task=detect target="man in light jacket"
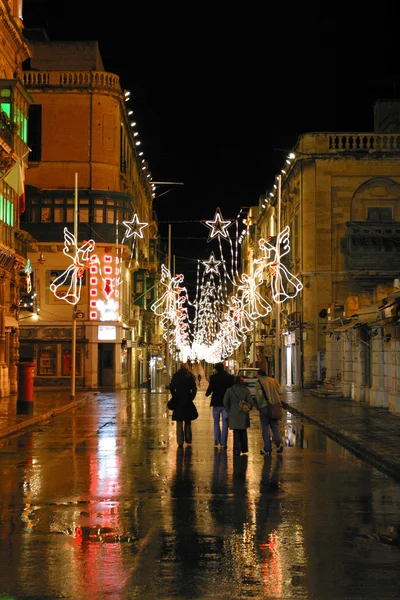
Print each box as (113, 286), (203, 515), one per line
(254, 369), (284, 456)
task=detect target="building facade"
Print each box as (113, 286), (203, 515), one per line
(19, 34), (162, 391)
(0, 0), (32, 397)
(245, 100), (400, 413)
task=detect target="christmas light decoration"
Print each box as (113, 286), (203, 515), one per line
(24, 258), (32, 294)
(202, 207), (232, 241)
(50, 228), (95, 305)
(237, 272), (272, 320)
(122, 213), (148, 239)
(202, 252), (221, 275)
(97, 298), (119, 321)
(88, 252), (120, 321)
(151, 215), (303, 364)
(257, 226), (303, 303)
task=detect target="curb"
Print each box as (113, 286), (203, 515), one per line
(282, 400), (400, 484)
(0, 393), (98, 441)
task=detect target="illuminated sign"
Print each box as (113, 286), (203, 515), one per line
(98, 325), (117, 341)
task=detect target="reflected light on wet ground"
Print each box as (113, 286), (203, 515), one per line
(0, 390), (399, 599)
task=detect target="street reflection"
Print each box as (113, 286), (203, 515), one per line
(169, 445), (202, 597)
(256, 455), (283, 596)
(70, 423), (125, 599)
(284, 412), (306, 448)
(2, 390), (400, 599)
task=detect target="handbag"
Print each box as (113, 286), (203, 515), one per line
(259, 382), (283, 420)
(268, 402), (283, 420)
(232, 387), (252, 412)
(167, 396), (179, 410)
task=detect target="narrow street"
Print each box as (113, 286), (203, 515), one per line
(0, 389), (400, 600)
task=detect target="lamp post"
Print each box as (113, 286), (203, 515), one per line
(165, 223), (172, 386)
(70, 172), (78, 400)
(152, 181), (183, 388)
(274, 174), (282, 381)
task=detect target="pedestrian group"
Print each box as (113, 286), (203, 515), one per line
(167, 362), (284, 456)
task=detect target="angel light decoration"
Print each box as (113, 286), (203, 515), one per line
(50, 227), (95, 305)
(256, 225), (303, 304)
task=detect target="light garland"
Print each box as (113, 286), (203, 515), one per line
(151, 217), (303, 363)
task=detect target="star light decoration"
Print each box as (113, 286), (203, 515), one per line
(151, 217), (303, 363)
(122, 213), (148, 240)
(202, 208), (232, 241)
(202, 252), (221, 275)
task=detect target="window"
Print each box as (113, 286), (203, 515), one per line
(367, 207), (393, 221)
(62, 345), (82, 376)
(79, 201), (89, 222)
(41, 207), (51, 222)
(38, 346), (57, 376)
(0, 82), (29, 144)
(28, 105), (42, 161)
(0, 187), (14, 226)
(54, 207), (64, 222)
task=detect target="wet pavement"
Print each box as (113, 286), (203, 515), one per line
(1, 386), (400, 485)
(0, 389), (95, 439)
(0, 387), (400, 598)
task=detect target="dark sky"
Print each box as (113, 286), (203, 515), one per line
(22, 1), (400, 293)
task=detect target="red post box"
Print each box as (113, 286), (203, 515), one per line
(17, 362), (35, 414)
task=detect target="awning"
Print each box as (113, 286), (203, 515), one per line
(332, 321), (356, 332)
(378, 291), (400, 311)
(351, 307), (381, 327)
(5, 316), (19, 328)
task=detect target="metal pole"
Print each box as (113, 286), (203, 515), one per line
(165, 224), (171, 386)
(70, 172), (78, 399)
(251, 326), (256, 367)
(251, 217), (257, 368)
(275, 174), (282, 381)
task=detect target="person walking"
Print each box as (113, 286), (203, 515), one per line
(169, 363), (198, 447)
(223, 375), (254, 455)
(205, 362), (234, 448)
(255, 368), (284, 456)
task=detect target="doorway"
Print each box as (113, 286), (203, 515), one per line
(98, 343), (115, 387)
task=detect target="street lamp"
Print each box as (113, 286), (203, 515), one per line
(275, 174), (282, 381)
(152, 181), (184, 385)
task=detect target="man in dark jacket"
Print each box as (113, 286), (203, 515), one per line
(206, 362), (234, 448)
(169, 363), (198, 447)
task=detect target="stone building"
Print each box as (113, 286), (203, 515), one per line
(249, 100), (400, 412)
(18, 32), (162, 391)
(0, 0), (32, 397)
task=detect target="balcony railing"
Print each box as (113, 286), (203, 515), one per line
(296, 132), (400, 155)
(23, 70), (121, 93)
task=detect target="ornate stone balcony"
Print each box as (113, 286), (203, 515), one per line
(296, 132), (400, 154)
(344, 222), (400, 274)
(23, 70), (121, 94)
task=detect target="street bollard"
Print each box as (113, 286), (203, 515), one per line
(17, 362), (35, 415)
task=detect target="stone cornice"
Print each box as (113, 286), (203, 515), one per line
(0, 4), (32, 65)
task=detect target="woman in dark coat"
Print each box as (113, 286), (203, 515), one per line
(169, 364), (198, 447)
(223, 375), (254, 455)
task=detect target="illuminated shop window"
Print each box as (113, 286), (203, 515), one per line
(62, 345), (82, 376)
(38, 346), (56, 376)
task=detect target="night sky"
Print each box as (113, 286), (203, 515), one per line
(22, 1), (400, 294)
